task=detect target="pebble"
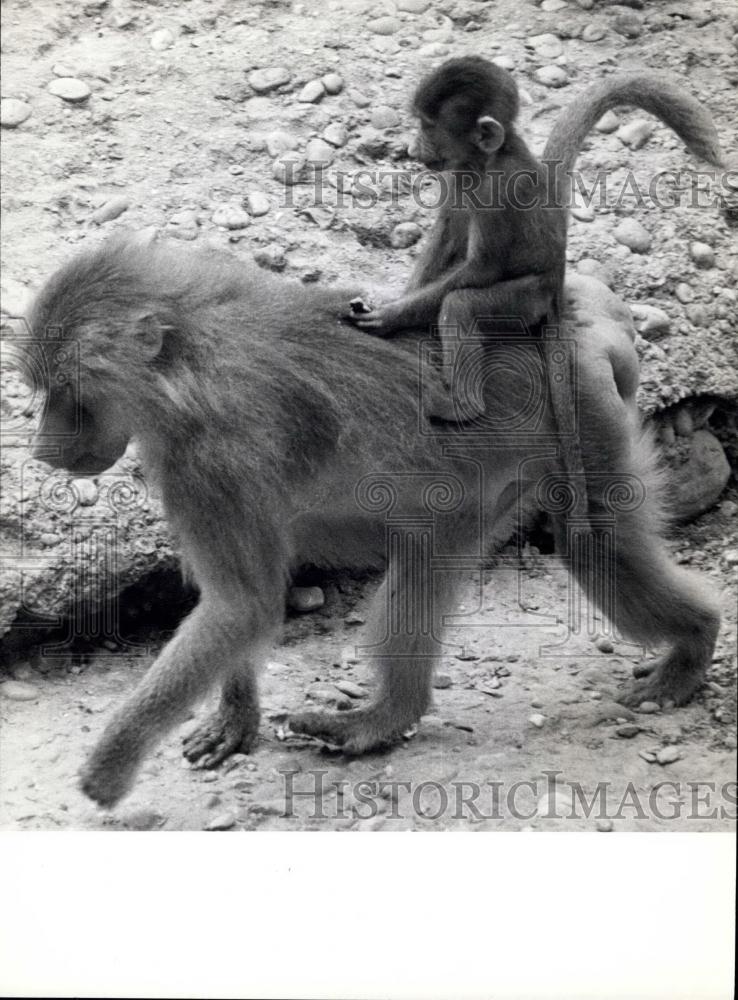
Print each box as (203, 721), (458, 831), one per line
(390, 222), (423, 249)
(1, 98), (32, 128)
(288, 586), (325, 612)
(73, 478), (98, 505)
(321, 73), (344, 95)
(596, 818), (614, 832)
(724, 548), (738, 565)
(335, 680), (366, 699)
(575, 259), (613, 285)
(246, 191), (270, 217)
(595, 110), (619, 133)
(90, 196), (130, 225)
(527, 34), (564, 59)
(529, 713), (546, 728)
(298, 80), (325, 104)
(122, 808), (163, 830)
(212, 205), (251, 230)
(570, 205), (595, 222)
(535, 66), (569, 89)
(541, 0), (568, 10)
(595, 636), (614, 653)
(397, 0), (430, 11)
(344, 611), (365, 625)
(616, 724), (641, 738)
(48, 78), (91, 104)
(675, 282), (694, 304)
(349, 90), (372, 108)
(684, 304), (709, 327)
(150, 28), (175, 51)
(433, 673), (453, 689)
(322, 122), (348, 147)
(613, 218), (651, 253)
(638, 750), (656, 763)
(205, 811), (236, 831)
(582, 23), (606, 42)
(613, 12), (643, 38)
(630, 303), (671, 339)
(304, 138), (334, 169)
(266, 130), (299, 158)
(656, 746), (681, 765)
(0, 680), (39, 701)
(249, 799), (286, 817)
(638, 701), (659, 714)
(617, 119), (654, 150)
(368, 16), (401, 35)
(248, 67), (291, 94)
(273, 151), (306, 185)
(689, 242), (715, 268)
(371, 106), (400, 129)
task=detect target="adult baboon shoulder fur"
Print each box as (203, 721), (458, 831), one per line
(28, 234), (720, 807)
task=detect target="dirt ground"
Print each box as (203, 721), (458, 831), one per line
(1, 0), (737, 832)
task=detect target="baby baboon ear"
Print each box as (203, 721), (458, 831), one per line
(135, 313), (169, 359)
(475, 115), (505, 155)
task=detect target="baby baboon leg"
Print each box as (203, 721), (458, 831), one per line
(183, 668), (260, 768)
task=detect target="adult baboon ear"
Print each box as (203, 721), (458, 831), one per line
(135, 314), (168, 359)
(475, 115), (505, 154)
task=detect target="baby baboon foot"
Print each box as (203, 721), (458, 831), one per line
(183, 708), (259, 768)
(289, 707), (407, 754)
(621, 655), (705, 709)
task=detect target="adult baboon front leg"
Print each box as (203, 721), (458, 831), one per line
(290, 525), (463, 753)
(80, 601), (267, 808)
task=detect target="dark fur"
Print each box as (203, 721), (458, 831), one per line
(29, 237), (719, 807)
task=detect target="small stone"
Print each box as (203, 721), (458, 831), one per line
(298, 80), (325, 104)
(527, 33), (564, 59)
(335, 680), (366, 699)
(266, 130), (299, 158)
(249, 799), (286, 817)
(0, 680), (39, 701)
(397, 0), (430, 10)
(534, 66), (569, 89)
(541, 0), (567, 10)
(529, 713), (546, 728)
(684, 304), (709, 327)
(595, 110), (619, 133)
(390, 222), (422, 249)
(596, 818), (614, 832)
(582, 23), (606, 42)
(616, 724), (641, 738)
(368, 16), (401, 35)
(724, 549), (738, 565)
(304, 138), (334, 168)
(248, 66), (291, 94)
(1, 98), (32, 128)
(631, 304), (671, 339)
(689, 241), (715, 268)
(205, 811), (236, 830)
(349, 90), (372, 108)
(433, 673), (453, 689)
(344, 611), (365, 625)
(322, 122), (348, 147)
(570, 205), (595, 222)
(48, 78), (91, 104)
(150, 28), (175, 51)
(595, 636), (614, 653)
(613, 12), (643, 38)
(531, 699), (544, 708)
(613, 218), (651, 253)
(212, 205), (251, 230)
(246, 191), (270, 217)
(288, 586), (325, 612)
(675, 282), (694, 304)
(272, 151), (306, 185)
(617, 119), (654, 150)
(638, 701), (659, 714)
(321, 73), (344, 95)
(638, 750), (656, 763)
(656, 746), (681, 765)
(73, 479), (98, 505)
(371, 106), (400, 129)
(90, 196), (130, 225)
(575, 259), (613, 286)
(122, 808), (163, 830)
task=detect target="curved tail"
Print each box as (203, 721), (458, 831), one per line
(543, 72), (724, 181)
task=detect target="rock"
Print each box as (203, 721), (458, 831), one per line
(617, 119), (654, 150)
(249, 799), (286, 817)
(335, 680), (366, 699)
(368, 16), (401, 35)
(72, 479), (99, 506)
(616, 724), (641, 738)
(321, 73), (344, 95)
(1, 98), (32, 128)
(344, 611), (365, 625)
(398, 0), (430, 11)
(630, 303), (671, 339)
(90, 196), (130, 225)
(288, 586), (325, 612)
(349, 89), (372, 108)
(570, 205), (595, 222)
(212, 205), (251, 230)
(150, 28), (175, 51)
(371, 106), (400, 129)
(596, 818), (614, 832)
(613, 12), (643, 38)
(48, 78), (91, 104)
(205, 811), (236, 830)
(265, 130), (299, 158)
(684, 303), (709, 327)
(669, 430), (730, 521)
(322, 122), (348, 147)
(675, 282), (694, 304)
(575, 259), (613, 286)
(122, 808), (164, 830)
(390, 222), (422, 248)
(638, 750), (656, 763)
(582, 23), (606, 42)
(527, 33), (564, 59)
(613, 218), (651, 253)
(529, 713), (546, 728)
(534, 66), (569, 89)
(272, 151), (306, 185)
(433, 673), (453, 689)
(298, 80), (325, 104)
(541, 0), (568, 10)
(595, 110), (619, 133)
(595, 637), (614, 653)
(248, 67), (291, 94)
(656, 746), (680, 765)
(0, 680), (39, 701)
(304, 138), (334, 168)
(638, 701), (659, 714)
(689, 242), (715, 268)
(246, 191), (270, 216)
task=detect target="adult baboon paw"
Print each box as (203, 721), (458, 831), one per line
(620, 656), (704, 709)
(289, 708), (402, 755)
(183, 710), (258, 768)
